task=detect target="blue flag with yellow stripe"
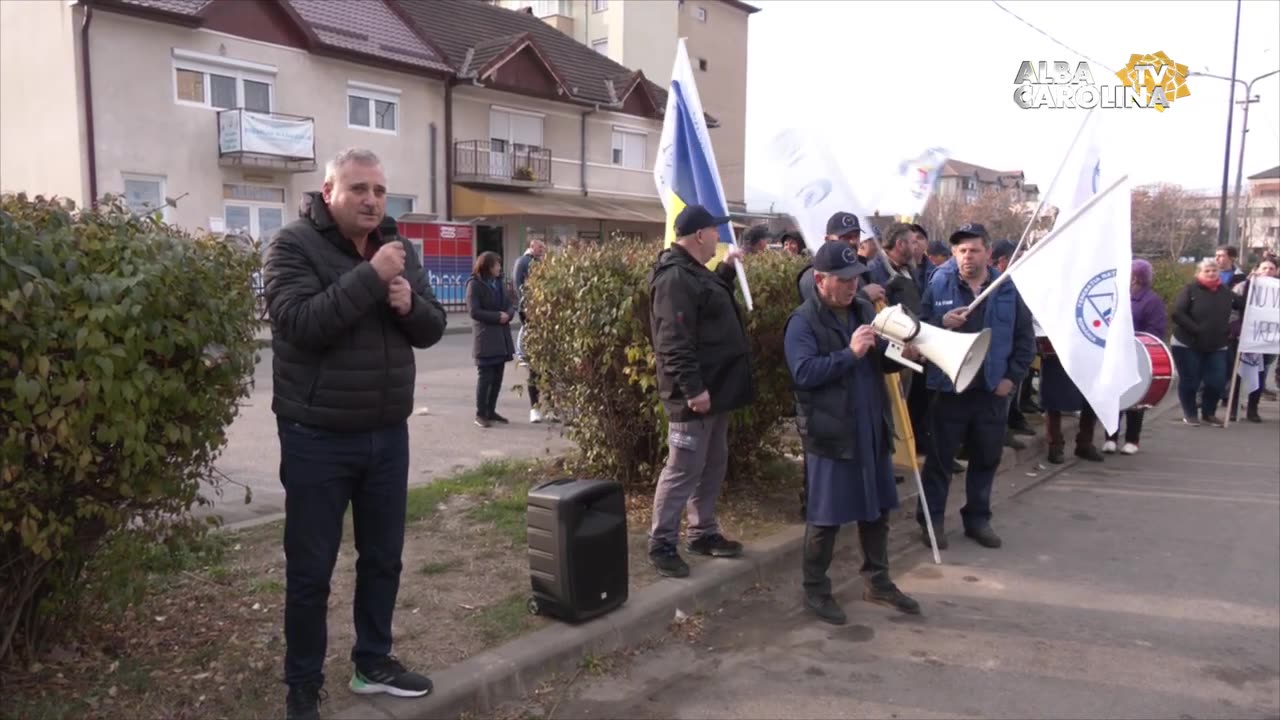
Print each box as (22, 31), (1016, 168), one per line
(653, 38), (737, 271)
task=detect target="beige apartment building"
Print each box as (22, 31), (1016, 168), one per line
(1, 0), (702, 302)
(934, 158), (1040, 205)
(490, 0), (758, 210)
(0, 0), (452, 249)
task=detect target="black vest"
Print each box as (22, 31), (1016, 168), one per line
(789, 296), (895, 461)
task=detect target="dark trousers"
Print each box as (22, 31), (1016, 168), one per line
(1007, 386), (1028, 429)
(1171, 346), (1228, 420)
(476, 363), (505, 418)
(278, 418), (409, 688)
(1105, 409), (1146, 444)
(803, 514), (891, 598)
(906, 366), (931, 453)
(1229, 355), (1269, 418)
(527, 367), (541, 407)
(1047, 404), (1097, 450)
(917, 391), (1006, 533)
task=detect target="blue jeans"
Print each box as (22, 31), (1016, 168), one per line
(1171, 346), (1228, 420)
(278, 418), (409, 687)
(917, 390), (1008, 533)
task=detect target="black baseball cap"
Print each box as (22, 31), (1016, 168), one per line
(674, 204), (730, 237)
(927, 239), (950, 257)
(991, 239), (1017, 261)
(949, 222), (989, 244)
(813, 241), (868, 279)
(826, 211), (862, 237)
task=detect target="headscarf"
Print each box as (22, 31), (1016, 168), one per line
(1131, 258), (1153, 289)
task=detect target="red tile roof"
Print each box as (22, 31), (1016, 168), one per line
(99, 0), (451, 74)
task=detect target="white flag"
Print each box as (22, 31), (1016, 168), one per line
(765, 128), (868, 255)
(1008, 126), (1140, 436)
(1044, 110), (1102, 220)
(1238, 353), (1262, 396)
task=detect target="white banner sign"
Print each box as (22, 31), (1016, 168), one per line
(1239, 276), (1280, 354)
(219, 111), (314, 160)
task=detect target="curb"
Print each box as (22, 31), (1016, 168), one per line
(332, 419), (1071, 720)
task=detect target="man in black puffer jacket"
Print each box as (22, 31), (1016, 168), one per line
(646, 205), (755, 579)
(264, 148), (446, 720)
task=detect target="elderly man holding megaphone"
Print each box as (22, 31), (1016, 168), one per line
(783, 240), (925, 626)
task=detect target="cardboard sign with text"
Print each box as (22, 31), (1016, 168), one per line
(1239, 276), (1280, 354)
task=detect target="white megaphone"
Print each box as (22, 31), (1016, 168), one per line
(871, 305), (992, 394)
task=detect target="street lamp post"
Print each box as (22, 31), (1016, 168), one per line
(1228, 69), (1280, 257)
(1219, 0), (1243, 246)
(1193, 69), (1280, 258)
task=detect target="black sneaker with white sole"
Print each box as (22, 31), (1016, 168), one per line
(349, 656), (433, 698)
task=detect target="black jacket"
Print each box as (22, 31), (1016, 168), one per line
(788, 295), (900, 461)
(264, 192), (447, 432)
(1172, 280), (1244, 352)
(648, 245), (756, 422)
(466, 274), (516, 361)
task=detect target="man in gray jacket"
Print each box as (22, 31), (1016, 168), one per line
(265, 148), (447, 720)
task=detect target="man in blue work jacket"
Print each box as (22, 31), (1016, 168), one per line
(917, 223), (1035, 550)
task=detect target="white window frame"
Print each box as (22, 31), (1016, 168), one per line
(121, 173), (169, 220)
(696, 5), (707, 21)
(592, 0), (608, 12)
(222, 187), (286, 244)
(610, 127), (648, 171)
(172, 49), (275, 112)
(489, 105), (546, 149)
(385, 194), (417, 219)
(347, 81), (401, 136)
(591, 38), (609, 55)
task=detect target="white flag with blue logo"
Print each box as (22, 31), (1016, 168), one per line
(764, 128), (868, 255)
(1238, 353), (1262, 396)
(1007, 114), (1140, 435)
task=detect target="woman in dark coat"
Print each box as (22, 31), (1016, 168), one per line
(1170, 258), (1244, 427)
(1104, 258), (1168, 454)
(1039, 345), (1101, 465)
(466, 251), (516, 428)
(1227, 257), (1278, 423)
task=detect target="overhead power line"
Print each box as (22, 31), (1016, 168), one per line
(990, 0), (1118, 75)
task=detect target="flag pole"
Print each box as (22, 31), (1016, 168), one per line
(1224, 347), (1243, 429)
(966, 173), (1129, 312)
(1011, 108), (1098, 259)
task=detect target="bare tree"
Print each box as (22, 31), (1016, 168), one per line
(1130, 183), (1212, 260)
(918, 188), (1051, 244)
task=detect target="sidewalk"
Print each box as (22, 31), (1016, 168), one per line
(333, 406), (1098, 720)
(253, 311), (506, 346)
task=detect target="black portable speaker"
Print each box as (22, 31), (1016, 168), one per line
(525, 478), (628, 623)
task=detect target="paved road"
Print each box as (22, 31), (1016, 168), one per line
(202, 330), (570, 527)
(553, 404), (1280, 719)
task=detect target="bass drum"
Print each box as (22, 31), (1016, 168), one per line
(1119, 332), (1176, 410)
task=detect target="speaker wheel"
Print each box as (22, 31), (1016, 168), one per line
(526, 597), (540, 616)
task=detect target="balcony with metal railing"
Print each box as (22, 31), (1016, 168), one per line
(217, 108), (317, 173)
(453, 140), (552, 188)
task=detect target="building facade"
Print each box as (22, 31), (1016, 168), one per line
(1, 0), (699, 303)
(489, 0), (757, 209)
(935, 158), (1040, 205)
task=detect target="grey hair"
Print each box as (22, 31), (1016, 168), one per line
(324, 148), (382, 183)
(1198, 258), (1218, 272)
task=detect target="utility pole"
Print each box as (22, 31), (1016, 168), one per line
(1228, 93), (1259, 256)
(1218, 0), (1243, 245)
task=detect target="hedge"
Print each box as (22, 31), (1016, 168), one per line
(520, 240), (808, 489)
(0, 194), (259, 664)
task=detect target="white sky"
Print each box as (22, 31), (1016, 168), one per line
(741, 0), (1280, 211)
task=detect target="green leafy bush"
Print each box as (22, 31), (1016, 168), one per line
(1150, 258), (1194, 337)
(521, 239), (806, 489)
(0, 194), (259, 664)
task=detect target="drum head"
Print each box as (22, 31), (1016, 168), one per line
(1118, 335), (1155, 409)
